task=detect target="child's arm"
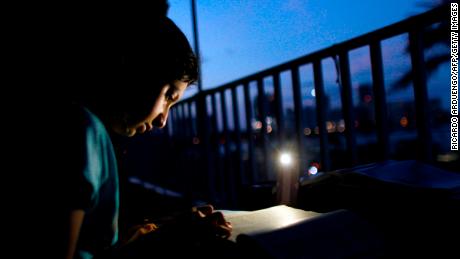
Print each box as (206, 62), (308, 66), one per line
(65, 210), (85, 259)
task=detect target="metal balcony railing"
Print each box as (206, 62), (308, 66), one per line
(165, 5), (450, 208)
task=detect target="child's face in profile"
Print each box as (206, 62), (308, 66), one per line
(112, 80), (188, 137)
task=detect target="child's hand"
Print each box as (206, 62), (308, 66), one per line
(191, 204), (233, 239)
(121, 222), (159, 245)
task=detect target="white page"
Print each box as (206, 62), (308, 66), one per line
(221, 205), (321, 242)
(224, 208), (385, 258)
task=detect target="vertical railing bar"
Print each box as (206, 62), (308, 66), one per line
(182, 102), (191, 138)
(186, 100), (198, 200)
(211, 93), (224, 204)
(184, 101), (195, 199)
(188, 101), (195, 137)
(409, 29), (432, 162)
(257, 77), (270, 180)
(211, 94), (220, 136)
(338, 51), (357, 166)
(166, 110), (173, 137)
(370, 41), (390, 161)
(313, 59), (331, 171)
(174, 105), (180, 138)
(179, 103), (190, 196)
(291, 66), (305, 171)
(181, 102), (189, 140)
(273, 72), (285, 142)
(231, 86), (243, 207)
(176, 104), (183, 139)
(220, 90), (229, 150)
(197, 94), (216, 201)
(220, 89), (236, 207)
(187, 101), (193, 138)
(181, 103), (187, 139)
(182, 102), (188, 137)
(171, 107), (178, 138)
(243, 82), (256, 185)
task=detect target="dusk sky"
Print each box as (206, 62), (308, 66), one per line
(161, 0), (454, 169)
(164, 0), (449, 117)
(168, 1), (440, 80)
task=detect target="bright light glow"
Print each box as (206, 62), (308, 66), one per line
(279, 153), (293, 166)
(311, 89), (316, 97)
(308, 166), (318, 175)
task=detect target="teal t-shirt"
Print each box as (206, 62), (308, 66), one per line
(72, 106), (119, 259)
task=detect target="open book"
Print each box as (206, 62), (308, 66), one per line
(222, 205), (321, 242)
(221, 205), (385, 258)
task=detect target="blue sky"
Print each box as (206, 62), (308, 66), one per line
(168, 0), (443, 91)
(164, 0), (453, 159)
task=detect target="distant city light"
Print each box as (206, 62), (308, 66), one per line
(326, 121), (336, 133)
(314, 126), (319, 135)
(192, 137), (200, 145)
(364, 94), (373, 103)
(437, 153), (459, 162)
(400, 116), (408, 127)
(267, 125), (273, 133)
(266, 117), (273, 125)
(337, 119), (346, 132)
(279, 152), (293, 167)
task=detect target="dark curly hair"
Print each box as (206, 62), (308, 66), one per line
(69, 1), (198, 121)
